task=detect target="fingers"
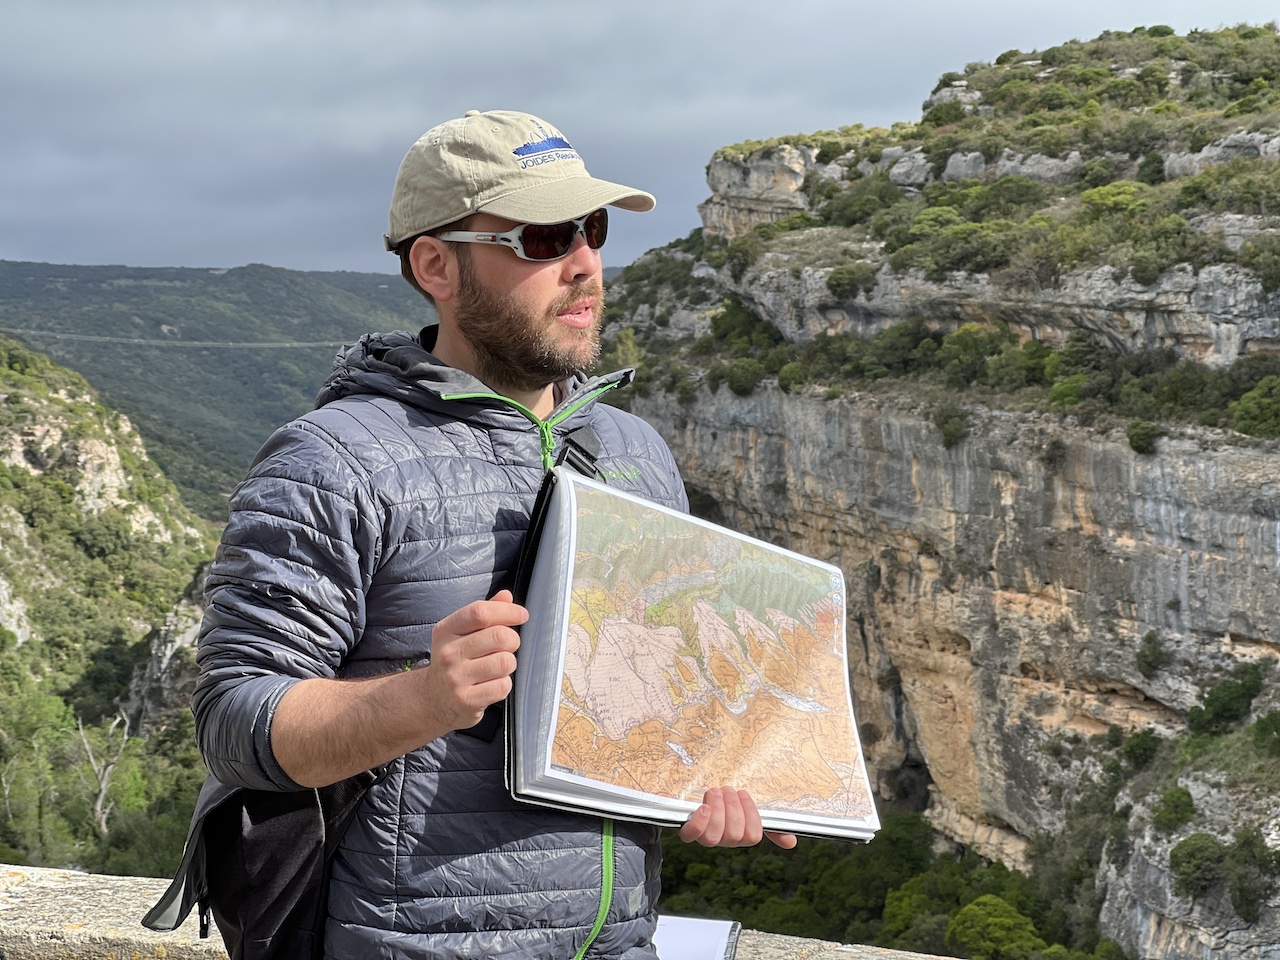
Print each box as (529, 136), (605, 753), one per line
(436, 589), (528, 638)
(766, 831), (799, 849)
(679, 787), (780, 848)
(425, 590), (529, 731)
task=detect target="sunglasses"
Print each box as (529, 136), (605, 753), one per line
(436, 208), (608, 262)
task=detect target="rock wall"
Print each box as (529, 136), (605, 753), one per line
(724, 258), (1280, 367)
(631, 384), (1280, 959)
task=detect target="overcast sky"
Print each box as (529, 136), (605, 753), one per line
(2, 1), (1277, 275)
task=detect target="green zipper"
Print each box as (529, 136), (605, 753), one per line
(440, 382), (620, 470)
(442, 382), (622, 957)
(572, 820), (615, 960)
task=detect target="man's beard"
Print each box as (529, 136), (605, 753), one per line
(453, 254), (605, 396)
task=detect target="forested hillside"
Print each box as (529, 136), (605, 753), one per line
(0, 335), (213, 875)
(0, 261), (429, 519)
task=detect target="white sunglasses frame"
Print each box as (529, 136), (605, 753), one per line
(435, 209), (608, 261)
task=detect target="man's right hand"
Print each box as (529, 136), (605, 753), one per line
(272, 588), (527, 788)
(422, 589), (527, 732)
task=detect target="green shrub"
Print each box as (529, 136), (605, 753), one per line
(1123, 728), (1160, 770)
(985, 340), (1053, 391)
(915, 220), (1022, 279)
(1153, 787), (1195, 833)
(1227, 827), (1280, 923)
(823, 173), (903, 227)
(931, 401), (970, 449)
(1252, 710), (1280, 756)
(777, 362), (806, 394)
(923, 101), (968, 126)
(706, 361), (727, 393)
(1080, 181), (1156, 219)
(1049, 373), (1090, 409)
(1170, 833), (1227, 897)
(1187, 664), (1263, 736)
(1232, 375), (1280, 436)
(827, 261), (879, 300)
(725, 233), (764, 280)
(726, 358), (765, 396)
(1241, 234), (1280, 293)
(1136, 630), (1173, 678)
(1126, 419), (1165, 454)
(1129, 250), (1161, 286)
(938, 323), (1015, 388)
(1080, 156), (1118, 187)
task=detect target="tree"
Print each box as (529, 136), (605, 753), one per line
(826, 262), (878, 301)
(1126, 419), (1165, 454)
(937, 324), (1014, 388)
(1152, 787), (1195, 833)
(726, 359), (764, 396)
(1226, 827), (1280, 923)
(75, 709), (131, 840)
(945, 894), (1047, 960)
(1170, 833), (1227, 897)
(1252, 710), (1280, 756)
(1231, 375), (1280, 437)
(601, 327), (644, 373)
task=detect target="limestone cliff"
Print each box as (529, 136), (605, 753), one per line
(630, 383), (1280, 958)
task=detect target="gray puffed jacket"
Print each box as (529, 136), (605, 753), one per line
(192, 328), (689, 960)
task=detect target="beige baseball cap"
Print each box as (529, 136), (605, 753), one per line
(384, 109), (656, 251)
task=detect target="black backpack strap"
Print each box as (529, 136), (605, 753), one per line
(554, 424), (602, 478)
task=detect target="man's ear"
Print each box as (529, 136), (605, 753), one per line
(409, 236), (457, 303)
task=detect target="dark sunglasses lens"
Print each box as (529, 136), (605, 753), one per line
(520, 221), (577, 260)
(584, 209), (608, 250)
(519, 210), (609, 260)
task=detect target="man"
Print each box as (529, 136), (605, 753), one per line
(192, 109), (793, 960)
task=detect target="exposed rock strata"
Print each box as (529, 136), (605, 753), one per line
(631, 384), (1280, 957)
(721, 258), (1280, 366)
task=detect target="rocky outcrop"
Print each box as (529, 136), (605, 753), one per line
(0, 370), (209, 655)
(632, 383), (1280, 958)
(721, 258), (1280, 366)
(692, 132), (1280, 365)
(699, 144), (816, 241)
(122, 569), (206, 736)
(1164, 133), (1280, 179)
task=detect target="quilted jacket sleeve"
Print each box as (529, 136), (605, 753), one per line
(192, 418), (381, 791)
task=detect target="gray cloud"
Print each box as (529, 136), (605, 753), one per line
(2, 0), (1277, 273)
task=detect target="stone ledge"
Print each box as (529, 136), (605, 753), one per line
(0, 863), (943, 959)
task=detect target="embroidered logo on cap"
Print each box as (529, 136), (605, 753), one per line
(513, 119), (581, 169)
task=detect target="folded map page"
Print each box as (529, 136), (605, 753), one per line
(509, 467), (879, 841)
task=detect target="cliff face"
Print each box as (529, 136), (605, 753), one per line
(728, 257), (1280, 367)
(630, 384), (1280, 957)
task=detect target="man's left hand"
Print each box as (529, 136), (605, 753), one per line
(677, 786), (798, 849)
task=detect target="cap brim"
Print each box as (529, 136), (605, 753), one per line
(479, 175), (655, 224)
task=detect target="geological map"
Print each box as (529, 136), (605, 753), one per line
(548, 484), (875, 823)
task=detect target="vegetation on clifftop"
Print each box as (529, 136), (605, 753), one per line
(702, 23), (1280, 294)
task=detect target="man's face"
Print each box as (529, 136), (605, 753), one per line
(450, 212), (606, 396)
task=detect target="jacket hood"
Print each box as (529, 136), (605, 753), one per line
(315, 327), (631, 421)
